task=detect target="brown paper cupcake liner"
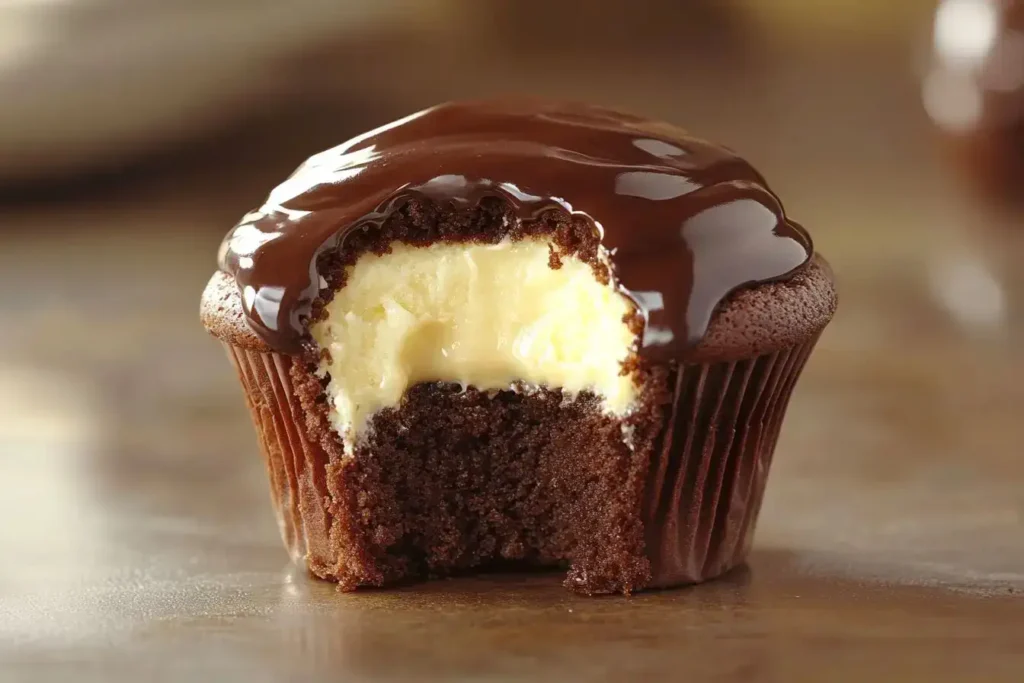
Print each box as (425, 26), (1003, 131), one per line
(227, 347), (335, 573)
(642, 335), (820, 587)
(226, 335), (819, 591)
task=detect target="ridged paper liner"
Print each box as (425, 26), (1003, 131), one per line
(227, 347), (335, 573)
(642, 335), (820, 587)
(225, 336), (819, 590)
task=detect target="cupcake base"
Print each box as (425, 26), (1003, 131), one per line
(226, 337), (818, 594)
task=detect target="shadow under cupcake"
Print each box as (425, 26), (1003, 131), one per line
(201, 99), (836, 595)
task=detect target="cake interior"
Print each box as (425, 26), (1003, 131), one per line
(309, 237), (638, 449)
(293, 210), (666, 593)
(303, 379), (665, 594)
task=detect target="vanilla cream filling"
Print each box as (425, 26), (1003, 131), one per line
(310, 238), (639, 445)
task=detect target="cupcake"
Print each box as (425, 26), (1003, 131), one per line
(201, 99), (836, 595)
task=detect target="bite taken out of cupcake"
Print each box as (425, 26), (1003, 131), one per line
(201, 98), (836, 595)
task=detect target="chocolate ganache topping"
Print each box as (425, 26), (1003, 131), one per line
(219, 99), (812, 360)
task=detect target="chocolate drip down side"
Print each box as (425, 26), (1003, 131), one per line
(218, 100), (813, 361)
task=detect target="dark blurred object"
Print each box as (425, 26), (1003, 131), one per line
(924, 0), (1024, 208)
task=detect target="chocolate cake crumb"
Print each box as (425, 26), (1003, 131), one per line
(290, 373), (671, 595)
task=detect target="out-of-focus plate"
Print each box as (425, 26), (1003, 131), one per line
(0, 0), (429, 181)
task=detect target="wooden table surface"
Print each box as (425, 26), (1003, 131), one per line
(1, 17), (1023, 681)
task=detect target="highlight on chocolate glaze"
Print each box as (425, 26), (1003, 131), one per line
(218, 99), (813, 360)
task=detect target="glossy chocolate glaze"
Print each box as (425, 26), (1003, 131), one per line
(219, 99), (812, 359)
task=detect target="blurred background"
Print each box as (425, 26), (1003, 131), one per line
(1, 0), (1023, 678)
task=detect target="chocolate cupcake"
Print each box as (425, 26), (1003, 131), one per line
(201, 99), (836, 595)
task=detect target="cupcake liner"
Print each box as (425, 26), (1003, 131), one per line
(224, 334), (819, 591)
(226, 346), (334, 572)
(642, 335), (821, 587)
